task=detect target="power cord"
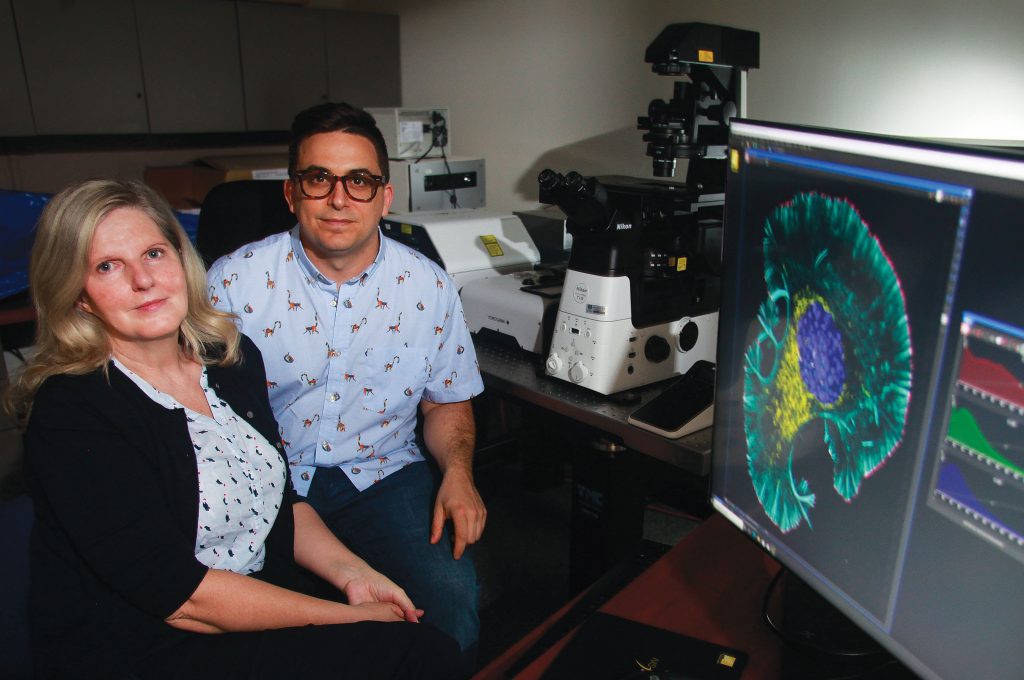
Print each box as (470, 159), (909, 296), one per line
(761, 569), (904, 680)
(412, 111), (459, 209)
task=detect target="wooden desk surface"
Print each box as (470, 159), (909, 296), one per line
(474, 514), (782, 680)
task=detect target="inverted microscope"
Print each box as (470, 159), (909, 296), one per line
(542, 23), (759, 397)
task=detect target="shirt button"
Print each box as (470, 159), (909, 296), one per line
(330, 298), (338, 307)
(321, 441), (332, 451)
(246, 410), (254, 418)
(301, 472), (310, 481)
(329, 392), (341, 402)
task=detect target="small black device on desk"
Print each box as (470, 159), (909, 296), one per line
(539, 612), (746, 680)
(627, 361), (715, 438)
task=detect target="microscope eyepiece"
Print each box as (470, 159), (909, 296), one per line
(537, 169), (563, 192)
(563, 172), (585, 193)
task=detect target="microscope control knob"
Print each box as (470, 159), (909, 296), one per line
(644, 335), (672, 363)
(545, 354), (563, 375)
(677, 320), (699, 352)
(568, 362), (590, 383)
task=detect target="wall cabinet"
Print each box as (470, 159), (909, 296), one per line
(0, 0), (33, 136)
(237, 2), (329, 132)
(14, 0), (149, 135)
(325, 11), (401, 109)
(136, 0), (247, 134)
(3, 0), (400, 137)
(238, 3), (402, 131)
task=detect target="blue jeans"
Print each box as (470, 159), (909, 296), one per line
(305, 461), (480, 667)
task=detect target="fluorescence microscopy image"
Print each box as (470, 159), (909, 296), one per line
(744, 192), (913, 532)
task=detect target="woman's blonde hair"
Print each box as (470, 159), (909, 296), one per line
(4, 178), (240, 420)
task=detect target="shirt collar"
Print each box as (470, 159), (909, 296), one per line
(289, 225), (387, 287)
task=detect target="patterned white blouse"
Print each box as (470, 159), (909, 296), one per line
(113, 359), (286, 575)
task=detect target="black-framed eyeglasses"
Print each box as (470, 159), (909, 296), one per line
(292, 168), (386, 202)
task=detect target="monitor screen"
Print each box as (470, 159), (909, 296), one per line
(711, 119), (1024, 680)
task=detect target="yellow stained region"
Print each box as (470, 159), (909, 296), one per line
(768, 295), (817, 452)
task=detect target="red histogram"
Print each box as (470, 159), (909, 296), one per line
(959, 347), (1024, 408)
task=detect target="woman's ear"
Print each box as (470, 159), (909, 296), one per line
(77, 295), (92, 314)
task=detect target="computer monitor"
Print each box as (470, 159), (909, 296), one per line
(711, 119), (1024, 680)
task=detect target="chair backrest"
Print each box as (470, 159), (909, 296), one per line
(196, 180), (295, 266)
(0, 493), (33, 678)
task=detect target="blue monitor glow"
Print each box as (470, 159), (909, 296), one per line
(711, 119), (1024, 680)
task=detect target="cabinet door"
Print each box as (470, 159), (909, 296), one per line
(0, 0), (33, 136)
(135, 0), (246, 133)
(14, 0), (148, 134)
(238, 2), (327, 131)
(324, 11), (401, 109)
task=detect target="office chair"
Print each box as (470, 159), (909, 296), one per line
(196, 180), (295, 266)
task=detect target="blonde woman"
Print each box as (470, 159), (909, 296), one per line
(6, 179), (460, 679)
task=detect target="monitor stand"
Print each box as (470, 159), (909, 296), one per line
(768, 569), (880, 655)
(765, 570), (919, 678)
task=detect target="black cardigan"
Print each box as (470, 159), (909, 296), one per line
(24, 334), (299, 678)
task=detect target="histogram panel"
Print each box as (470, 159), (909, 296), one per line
(933, 457), (1024, 549)
(957, 314), (1024, 411)
(928, 312), (1024, 563)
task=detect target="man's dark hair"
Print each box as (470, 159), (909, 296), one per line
(288, 102), (391, 182)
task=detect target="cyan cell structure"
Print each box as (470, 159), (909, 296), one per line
(744, 192), (912, 532)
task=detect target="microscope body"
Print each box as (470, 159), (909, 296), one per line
(541, 174), (721, 395)
(540, 22), (758, 395)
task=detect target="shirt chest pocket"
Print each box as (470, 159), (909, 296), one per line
(350, 344), (431, 415)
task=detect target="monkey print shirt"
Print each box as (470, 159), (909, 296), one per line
(113, 359), (285, 575)
(207, 227), (484, 496)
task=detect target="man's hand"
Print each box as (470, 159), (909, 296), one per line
(420, 399), (487, 559)
(431, 467), (487, 559)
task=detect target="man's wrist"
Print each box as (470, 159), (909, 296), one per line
(441, 462), (474, 482)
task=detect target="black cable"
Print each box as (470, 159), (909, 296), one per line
(413, 139), (436, 163)
(440, 145), (459, 209)
(413, 110), (448, 163)
(411, 111), (458, 208)
(430, 112), (458, 208)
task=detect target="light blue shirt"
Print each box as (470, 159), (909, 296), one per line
(207, 227), (483, 496)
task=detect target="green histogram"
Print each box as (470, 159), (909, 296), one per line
(947, 406), (1024, 476)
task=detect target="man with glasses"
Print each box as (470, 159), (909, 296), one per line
(206, 103), (486, 669)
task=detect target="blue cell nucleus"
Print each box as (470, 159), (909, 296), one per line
(797, 301), (846, 404)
